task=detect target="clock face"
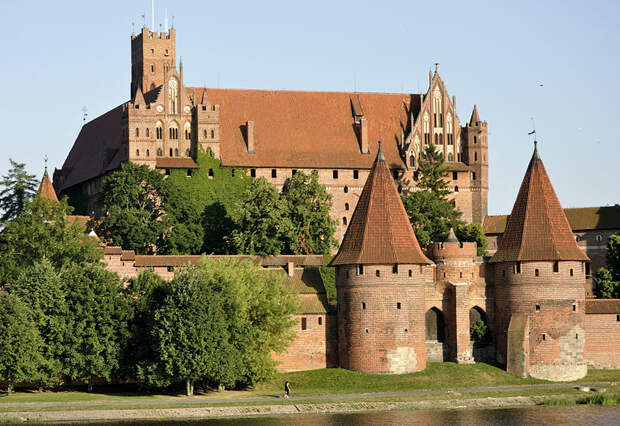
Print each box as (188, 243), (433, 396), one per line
(184, 106), (191, 114)
(156, 105), (164, 113)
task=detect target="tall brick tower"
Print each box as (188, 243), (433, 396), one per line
(463, 105), (489, 224)
(491, 144), (589, 381)
(330, 143), (434, 374)
(130, 27), (176, 97)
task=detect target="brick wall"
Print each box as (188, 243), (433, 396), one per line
(584, 313), (620, 368)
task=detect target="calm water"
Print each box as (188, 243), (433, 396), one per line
(52, 406), (620, 425)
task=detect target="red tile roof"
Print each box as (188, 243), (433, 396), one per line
(194, 88), (416, 170)
(330, 145), (431, 266)
(585, 299), (620, 314)
(38, 171), (58, 202)
(484, 206), (620, 234)
(155, 157), (200, 169)
(490, 147), (589, 263)
(469, 104), (480, 125)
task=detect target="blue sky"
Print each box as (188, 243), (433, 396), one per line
(1, 0), (618, 215)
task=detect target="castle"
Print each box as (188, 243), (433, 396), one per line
(45, 26), (620, 380)
(53, 27), (488, 242)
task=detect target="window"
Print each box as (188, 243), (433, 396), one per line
(345, 202), (349, 211)
(169, 127), (178, 139)
(250, 169), (256, 178)
(156, 125), (162, 139)
(150, 65), (154, 72)
(448, 153), (453, 161)
(157, 148), (163, 156)
(409, 155), (415, 167)
(376, 270), (380, 277)
(135, 128), (139, 137)
(231, 169), (235, 177)
(358, 265), (364, 275)
(570, 269), (574, 276)
(542, 333), (546, 341)
(617, 315), (620, 322)
(535, 269), (539, 276)
(353, 169), (359, 179)
(146, 128), (150, 137)
(573, 304), (577, 312)
(474, 152), (478, 161)
(136, 149), (140, 157)
(271, 169), (277, 178)
(454, 186), (459, 193)
(365, 328), (369, 333)
(393, 169), (399, 180)
(536, 304), (540, 312)
(516, 262), (521, 274)
(318, 317), (322, 326)
(392, 264), (398, 274)
(169, 148), (173, 157)
(146, 149), (150, 157)
(362, 302), (366, 310)
(301, 317), (307, 330)
(333, 170), (339, 179)
(472, 172), (477, 181)
(586, 262), (591, 277)
(440, 134), (443, 145)
(291, 169), (297, 176)
(211, 129), (215, 138)
(204, 129), (207, 138)
(174, 148), (179, 157)
(397, 302), (401, 310)
(185, 129), (190, 140)
(435, 133), (439, 145)
(474, 136), (477, 144)
(342, 217), (347, 226)
(413, 171), (419, 181)
(168, 78), (177, 114)
(344, 186), (348, 193)
(453, 171), (458, 180)
(408, 269), (412, 277)
(553, 261), (559, 273)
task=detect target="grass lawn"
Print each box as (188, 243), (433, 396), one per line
(1, 363), (619, 405)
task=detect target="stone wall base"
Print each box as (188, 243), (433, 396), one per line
(529, 363), (587, 381)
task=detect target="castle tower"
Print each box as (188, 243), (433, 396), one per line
(491, 144), (589, 381)
(130, 27), (176, 97)
(427, 229), (478, 363)
(38, 169), (59, 202)
(463, 105), (489, 224)
(330, 143), (434, 374)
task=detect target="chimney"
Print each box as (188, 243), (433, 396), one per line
(287, 261), (295, 277)
(360, 117), (369, 154)
(247, 120), (255, 153)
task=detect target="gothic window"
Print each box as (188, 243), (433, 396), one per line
(204, 129), (207, 138)
(439, 134), (443, 145)
(345, 202), (349, 211)
(211, 129), (215, 138)
(168, 79), (178, 114)
(454, 185), (459, 193)
(447, 114), (453, 145)
(156, 121), (163, 139)
(136, 149), (140, 157)
(184, 123), (191, 140)
(157, 148), (163, 156)
(433, 89), (442, 128)
(150, 83), (155, 90)
(409, 155), (415, 167)
(344, 186), (348, 193)
(174, 148), (179, 157)
(333, 170), (339, 179)
(424, 113), (430, 144)
(434, 134), (438, 145)
(169, 148), (173, 157)
(271, 169), (277, 178)
(353, 169), (359, 179)
(135, 128), (139, 137)
(146, 149), (150, 157)
(169, 123), (178, 140)
(448, 153), (454, 161)
(342, 217), (347, 226)
(146, 128), (150, 137)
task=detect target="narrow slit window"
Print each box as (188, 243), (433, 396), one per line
(301, 317), (307, 330)
(375, 270), (380, 277)
(397, 302), (401, 310)
(362, 302), (366, 310)
(553, 261), (559, 273)
(408, 269), (412, 277)
(392, 264), (398, 274)
(318, 317), (322, 326)
(271, 169), (277, 178)
(353, 169), (359, 179)
(536, 304), (540, 312)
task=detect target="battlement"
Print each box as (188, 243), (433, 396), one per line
(131, 27), (175, 41)
(427, 240), (477, 260)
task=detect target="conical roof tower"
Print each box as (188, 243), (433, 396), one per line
(331, 143), (431, 265)
(37, 170), (59, 203)
(490, 145), (588, 263)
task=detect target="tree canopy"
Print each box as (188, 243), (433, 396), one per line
(0, 196), (102, 285)
(594, 232), (620, 298)
(0, 159), (37, 222)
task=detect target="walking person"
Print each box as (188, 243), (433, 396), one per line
(284, 381), (291, 399)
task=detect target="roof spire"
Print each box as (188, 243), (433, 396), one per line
(377, 141), (385, 162)
(44, 155), (48, 173)
(469, 104), (480, 125)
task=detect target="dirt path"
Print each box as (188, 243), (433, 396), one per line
(0, 381), (614, 408)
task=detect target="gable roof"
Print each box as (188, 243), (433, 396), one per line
(38, 171), (58, 202)
(484, 206), (620, 235)
(330, 144), (431, 266)
(193, 88), (416, 170)
(490, 146), (589, 263)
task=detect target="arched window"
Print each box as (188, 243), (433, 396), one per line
(146, 149), (150, 157)
(174, 148), (179, 157)
(454, 185), (459, 193)
(184, 123), (191, 140)
(135, 149), (140, 157)
(344, 186), (348, 193)
(409, 155), (415, 167)
(433, 89), (442, 127)
(157, 148), (163, 156)
(169, 148), (173, 157)
(425, 308), (446, 342)
(423, 113), (430, 144)
(345, 202), (349, 211)
(448, 153), (454, 161)
(135, 128), (139, 137)
(469, 306), (490, 349)
(211, 129), (215, 138)
(146, 128), (150, 137)
(156, 121), (163, 140)
(342, 217), (347, 226)
(168, 78), (178, 114)
(204, 129), (207, 138)
(446, 114), (453, 145)
(434, 133), (438, 145)
(150, 82), (155, 90)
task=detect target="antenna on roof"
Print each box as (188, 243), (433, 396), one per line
(151, 0), (155, 30)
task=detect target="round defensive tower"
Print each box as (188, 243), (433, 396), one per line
(330, 143), (433, 374)
(491, 145), (589, 381)
(427, 228), (477, 283)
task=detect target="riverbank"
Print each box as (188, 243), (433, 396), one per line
(1, 364), (619, 423)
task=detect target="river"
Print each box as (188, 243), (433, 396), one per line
(53, 405), (620, 425)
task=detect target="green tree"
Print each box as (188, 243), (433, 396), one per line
(97, 162), (169, 254)
(283, 171), (337, 255)
(417, 145), (451, 198)
(0, 197), (102, 285)
(62, 264), (131, 391)
(0, 294), (44, 393)
(227, 178), (293, 255)
(456, 223), (488, 256)
(10, 260), (68, 386)
(0, 159), (37, 222)
(594, 233), (620, 298)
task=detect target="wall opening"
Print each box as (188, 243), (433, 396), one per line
(425, 307), (446, 342)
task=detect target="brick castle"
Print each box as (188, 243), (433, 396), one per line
(46, 26), (620, 380)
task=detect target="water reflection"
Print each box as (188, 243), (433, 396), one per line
(53, 406), (620, 426)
